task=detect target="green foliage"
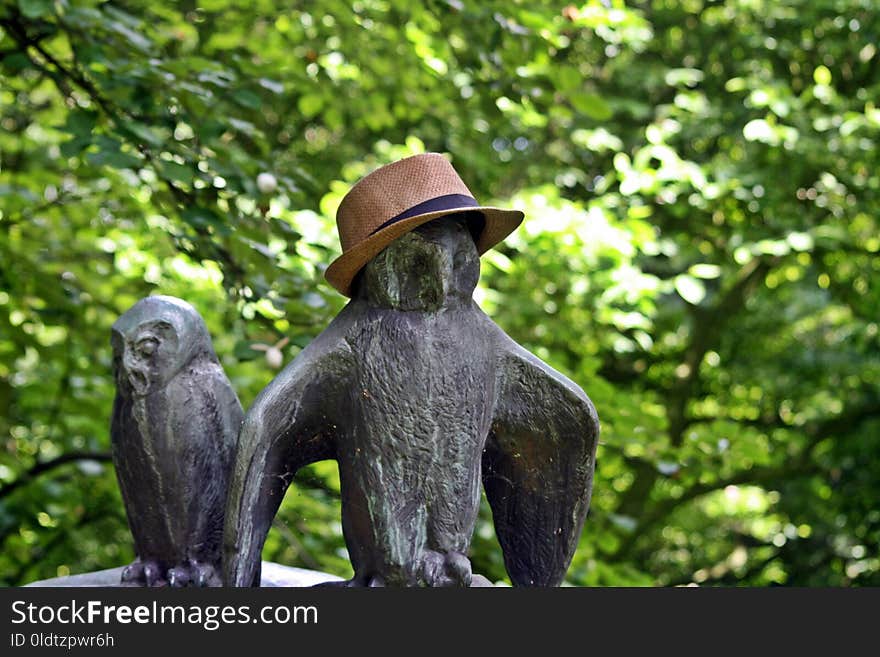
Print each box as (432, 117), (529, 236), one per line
(1, 0), (878, 586)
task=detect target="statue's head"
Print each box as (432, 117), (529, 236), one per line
(111, 296), (215, 397)
(354, 212), (482, 311)
(324, 153), (523, 299)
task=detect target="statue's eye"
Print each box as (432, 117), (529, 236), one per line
(136, 338), (159, 357)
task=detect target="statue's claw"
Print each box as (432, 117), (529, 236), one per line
(415, 550), (472, 587)
(121, 558), (165, 587)
(168, 560), (220, 587)
(121, 558), (218, 587)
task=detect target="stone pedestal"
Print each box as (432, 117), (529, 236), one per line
(25, 563), (495, 587)
(26, 562), (342, 587)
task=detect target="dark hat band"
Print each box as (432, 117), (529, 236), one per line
(369, 194), (479, 236)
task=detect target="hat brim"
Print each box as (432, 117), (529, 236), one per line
(324, 206), (524, 297)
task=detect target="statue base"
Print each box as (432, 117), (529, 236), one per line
(25, 562), (496, 587)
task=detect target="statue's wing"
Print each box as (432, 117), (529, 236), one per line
(223, 314), (356, 587)
(483, 328), (600, 586)
(110, 394), (153, 554)
(170, 365), (244, 563)
(111, 365), (244, 567)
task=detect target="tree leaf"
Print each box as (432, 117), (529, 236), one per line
(181, 207), (231, 235)
(234, 340), (261, 361)
(674, 274), (706, 305)
(298, 94), (325, 119)
(122, 122), (163, 147)
(258, 78), (285, 94)
(160, 161), (194, 186)
(233, 89), (261, 110)
(62, 110), (98, 138)
(571, 93), (613, 121)
(17, 0), (52, 19)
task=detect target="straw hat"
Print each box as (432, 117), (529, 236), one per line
(324, 153), (524, 296)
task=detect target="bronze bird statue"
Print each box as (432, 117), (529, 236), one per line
(224, 154), (599, 587)
(111, 296), (243, 586)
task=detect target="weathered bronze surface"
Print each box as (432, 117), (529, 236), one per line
(111, 296), (243, 587)
(224, 215), (599, 587)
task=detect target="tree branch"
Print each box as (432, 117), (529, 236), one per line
(608, 399), (880, 562)
(270, 518), (322, 571)
(0, 452), (112, 500)
(669, 256), (780, 443)
(680, 414), (789, 432)
(4, 18), (284, 339)
(614, 256), (780, 520)
(664, 547), (781, 587)
(9, 506), (120, 586)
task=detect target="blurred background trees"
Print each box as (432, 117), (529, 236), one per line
(1, 0), (877, 586)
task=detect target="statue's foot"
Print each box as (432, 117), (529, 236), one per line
(121, 558), (165, 587)
(416, 550), (472, 587)
(168, 560), (220, 587)
(319, 552), (473, 587)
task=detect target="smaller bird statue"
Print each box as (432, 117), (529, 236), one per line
(111, 295), (243, 586)
(224, 153), (600, 587)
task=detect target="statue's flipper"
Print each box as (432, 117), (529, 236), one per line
(223, 328), (354, 587)
(483, 331), (600, 586)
